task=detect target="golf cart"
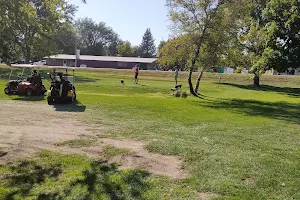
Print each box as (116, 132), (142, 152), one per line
(47, 66), (76, 105)
(4, 64), (47, 96)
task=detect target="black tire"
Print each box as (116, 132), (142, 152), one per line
(68, 97), (74, 104)
(25, 88), (33, 96)
(47, 97), (54, 105)
(73, 91), (76, 102)
(73, 86), (76, 101)
(4, 87), (11, 95)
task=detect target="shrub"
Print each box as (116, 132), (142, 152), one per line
(235, 66), (243, 73)
(181, 91), (188, 98)
(175, 91), (181, 97)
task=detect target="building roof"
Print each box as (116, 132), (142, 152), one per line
(10, 64), (42, 68)
(47, 54), (157, 64)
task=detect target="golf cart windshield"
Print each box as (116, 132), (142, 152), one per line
(54, 75), (75, 85)
(9, 64), (42, 81)
(47, 66), (75, 85)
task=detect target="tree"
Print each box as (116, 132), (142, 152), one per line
(158, 36), (193, 71)
(117, 41), (135, 57)
(167, 0), (239, 96)
(140, 28), (156, 58)
(240, 0), (300, 86)
(132, 45), (142, 57)
(157, 40), (167, 56)
(0, 0), (76, 63)
(75, 18), (120, 56)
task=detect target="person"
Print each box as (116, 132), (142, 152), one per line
(134, 64), (139, 84)
(30, 70), (38, 84)
(174, 68), (179, 86)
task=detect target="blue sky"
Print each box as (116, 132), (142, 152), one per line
(70, 0), (170, 46)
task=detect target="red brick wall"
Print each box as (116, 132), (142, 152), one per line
(46, 59), (63, 66)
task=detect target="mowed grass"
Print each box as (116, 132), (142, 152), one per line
(0, 65), (300, 199)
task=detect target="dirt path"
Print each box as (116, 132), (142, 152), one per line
(0, 100), (189, 179)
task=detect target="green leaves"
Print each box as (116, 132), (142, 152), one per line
(140, 28), (156, 58)
(0, 0), (77, 62)
(158, 35), (193, 71)
(75, 17), (120, 56)
(117, 41), (135, 57)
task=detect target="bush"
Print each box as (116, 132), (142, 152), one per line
(175, 91), (181, 97)
(234, 66), (243, 73)
(181, 91), (188, 98)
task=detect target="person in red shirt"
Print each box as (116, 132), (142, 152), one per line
(134, 64), (139, 84)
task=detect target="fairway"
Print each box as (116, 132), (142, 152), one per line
(0, 66), (300, 199)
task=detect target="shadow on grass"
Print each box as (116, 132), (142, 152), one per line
(72, 161), (150, 200)
(199, 98), (300, 123)
(220, 83), (300, 98)
(3, 153), (150, 200)
(53, 100), (86, 112)
(4, 160), (62, 200)
(12, 95), (45, 101)
(75, 75), (99, 83)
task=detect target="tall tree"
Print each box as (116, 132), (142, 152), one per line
(158, 36), (192, 71)
(117, 41), (135, 57)
(140, 28), (156, 58)
(157, 40), (167, 56)
(240, 0), (300, 86)
(75, 18), (119, 56)
(132, 45), (142, 57)
(0, 0), (76, 63)
(167, 0), (239, 96)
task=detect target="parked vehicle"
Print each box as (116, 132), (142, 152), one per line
(4, 64), (47, 96)
(47, 66), (76, 104)
(33, 60), (47, 66)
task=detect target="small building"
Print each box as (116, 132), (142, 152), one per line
(216, 67), (235, 74)
(45, 54), (157, 70)
(265, 68), (300, 75)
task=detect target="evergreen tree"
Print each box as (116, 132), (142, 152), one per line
(140, 28), (156, 58)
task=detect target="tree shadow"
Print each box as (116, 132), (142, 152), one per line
(220, 83), (300, 98)
(72, 161), (150, 200)
(75, 75), (99, 83)
(199, 98), (300, 124)
(52, 100), (86, 112)
(3, 155), (150, 200)
(4, 160), (62, 200)
(12, 95), (45, 101)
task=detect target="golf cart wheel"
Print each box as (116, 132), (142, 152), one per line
(73, 91), (76, 102)
(47, 97), (54, 105)
(4, 87), (11, 95)
(25, 88), (33, 96)
(67, 97), (74, 104)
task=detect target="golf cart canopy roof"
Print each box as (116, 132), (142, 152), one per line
(10, 64), (42, 68)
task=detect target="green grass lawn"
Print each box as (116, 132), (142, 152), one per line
(0, 66), (300, 199)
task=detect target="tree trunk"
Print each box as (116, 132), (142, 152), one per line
(25, 44), (31, 64)
(194, 68), (205, 94)
(188, 44), (201, 97)
(253, 74), (260, 87)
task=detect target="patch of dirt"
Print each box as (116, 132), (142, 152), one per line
(196, 192), (219, 200)
(102, 138), (190, 179)
(0, 100), (103, 163)
(0, 100), (189, 179)
(242, 177), (256, 184)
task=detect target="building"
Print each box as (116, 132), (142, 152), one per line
(45, 54), (157, 70)
(265, 68), (300, 75)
